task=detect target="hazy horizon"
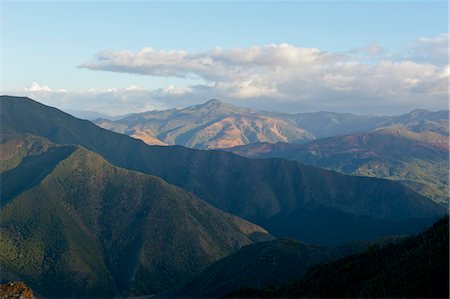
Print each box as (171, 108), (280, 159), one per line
(3, 94), (449, 119)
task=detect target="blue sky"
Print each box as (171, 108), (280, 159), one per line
(2, 1), (449, 115)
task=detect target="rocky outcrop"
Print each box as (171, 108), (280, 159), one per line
(0, 282), (36, 299)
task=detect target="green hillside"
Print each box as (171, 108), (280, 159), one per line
(227, 217), (449, 298)
(0, 145), (272, 297)
(228, 124), (449, 203)
(0, 134), (58, 172)
(1, 96), (445, 245)
(167, 236), (406, 298)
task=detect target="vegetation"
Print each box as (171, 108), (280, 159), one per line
(1, 96), (445, 246)
(228, 124), (449, 203)
(0, 146), (272, 297)
(0, 134), (56, 172)
(226, 217), (449, 298)
(1, 96), (448, 298)
(166, 236), (406, 298)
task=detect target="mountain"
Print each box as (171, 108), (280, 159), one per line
(1, 96), (446, 246)
(227, 124), (449, 203)
(94, 99), (315, 149)
(274, 108), (448, 138)
(385, 109), (449, 135)
(0, 133), (58, 172)
(166, 236), (406, 298)
(0, 137), (272, 297)
(94, 99), (449, 149)
(228, 217), (449, 298)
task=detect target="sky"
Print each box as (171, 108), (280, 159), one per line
(2, 1), (449, 116)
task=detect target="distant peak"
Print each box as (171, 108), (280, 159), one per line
(204, 99), (222, 106)
(195, 99), (235, 110)
(409, 109), (428, 114)
(180, 99), (254, 115)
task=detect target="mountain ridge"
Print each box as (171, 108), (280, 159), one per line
(226, 217), (449, 298)
(0, 141), (273, 297)
(166, 235), (408, 298)
(94, 99), (315, 149)
(1, 95), (445, 246)
(92, 98), (448, 149)
(226, 123), (449, 203)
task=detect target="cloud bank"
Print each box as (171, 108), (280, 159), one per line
(12, 34), (450, 115)
(18, 83), (166, 116)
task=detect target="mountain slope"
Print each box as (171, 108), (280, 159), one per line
(95, 99), (315, 149)
(277, 108), (448, 138)
(166, 236), (406, 298)
(1, 96), (445, 245)
(228, 217), (449, 298)
(227, 124), (449, 203)
(0, 134), (58, 172)
(94, 99), (449, 149)
(0, 144), (272, 297)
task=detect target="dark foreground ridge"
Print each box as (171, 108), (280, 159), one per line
(226, 216), (449, 298)
(165, 235), (406, 298)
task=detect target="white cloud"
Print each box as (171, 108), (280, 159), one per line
(407, 33), (449, 66)
(16, 83), (166, 116)
(79, 37), (448, 102)
(9, 34), (449, 115)
(25, 82), (52, 92)
(348, 43), (386, 56)
(125, 84), (142, 91)
(80, 44), (343, 83)
(161, 85), (193, 95)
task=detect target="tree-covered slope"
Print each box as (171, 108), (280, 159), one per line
(1, 96), (445, 245)
(227, 124), (449, 203)
(0, 136), (77, 207)
(227, 217), (449, 298)
(0, 145), (272, 298)
(166, 235), (406, 298)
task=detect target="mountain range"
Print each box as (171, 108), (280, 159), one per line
(93, 100), (448, 203)
(1, 134), (272, 297)
(227, 123), (449, 203)
(1, 95), (448, 297)
(1, 96), (444, 245)
(93, 99), (448, 149)
(94, 99), (315, 148)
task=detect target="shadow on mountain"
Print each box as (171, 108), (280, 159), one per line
(1, 146), (76, 207)
(227, 217), (449, 298)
